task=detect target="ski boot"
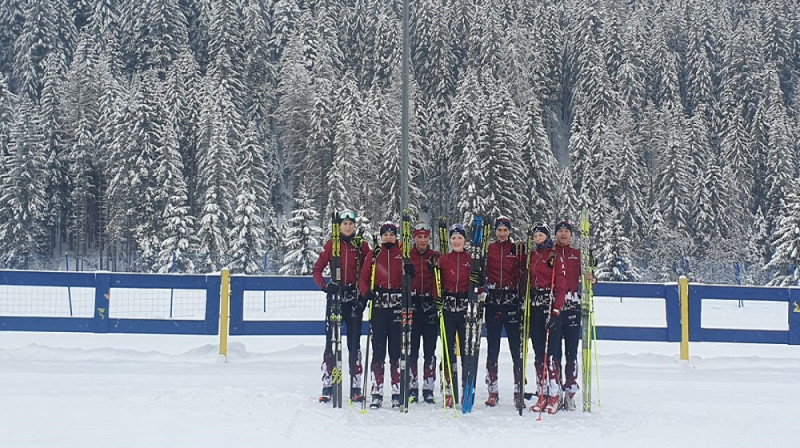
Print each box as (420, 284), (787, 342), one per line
(422, 390), (436, 404)
(319, 386), (332, 403)
(350, 387), (364, 403)
(408, 388), (419, 403)
(484, 392), (499, 407)
(563, 391), (577, 411)
(369, 394), (383, 409)
(545, 395), (560, 414)
(514, 392), (523, 409)
(529, 393), (547, 412)
(391, 394), (402, 410)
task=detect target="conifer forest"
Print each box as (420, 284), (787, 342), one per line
(0, 0), (798, 284)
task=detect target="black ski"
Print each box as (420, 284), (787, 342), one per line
(329, 213), (343, 408)
(399, 209), (413, 412)
(462, 216), (489, 413)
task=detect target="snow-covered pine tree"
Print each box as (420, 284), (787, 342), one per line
(766, 179), (800, 286)
(0, 98), (50, 268)
(606, 108), (647, 237)
(119, 0), (188, 77)
(67, 98), (99, 261)
(156, 115), (196, 273)
(651, 102), (694, 239)
(164, 49), (202, 214)
(276, 28), (314, 197)
(371, 67), (423, 220)
(0, 0), (24, 79)
(104, 72), (165, 271)
(229, 121), (268, 275)
(762, 66), (795, 232)
(594, 208), (642, 282)
(447, 67), (481, 217)
(456, 132), (485, 225)
(474, 80), (526, 223)
(720, 103), (754, 219)
(280, 183), (322, 275)
(241, 0), (276, 140)
(195, 76), (237, 273)
(13, 0), (73, 101)
(326, 70), (366, 220)
(0, 74), (16, 158)
(39, 52), (69, 251)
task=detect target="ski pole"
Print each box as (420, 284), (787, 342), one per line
(360, 301), (373, 413)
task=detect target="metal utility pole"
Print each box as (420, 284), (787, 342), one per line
(400, 0), (410, 212)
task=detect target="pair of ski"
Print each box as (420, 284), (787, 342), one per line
(327, 213), (344, 408)
(433, 215), (490, 414)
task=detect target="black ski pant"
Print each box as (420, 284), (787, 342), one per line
(410, 302), (438, 391)
(530, 304), (563, 392)
(441, 309), (466, 397)
(561, 308), (582, 391)
(484, 302), (521, 392)
(322, 296), (363, 388)
(369, 306), (402, 396)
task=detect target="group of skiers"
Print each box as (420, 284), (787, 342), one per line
(312, 210), (595, 413)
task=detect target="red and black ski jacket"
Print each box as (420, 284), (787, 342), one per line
(486, 239), (519, 291)
(528, 245), (559, 308)
(553, 243), (581, 311)
(435, 250), (472, 298)
(410, 246), (439, 296)
(358, 242), (404, 295)
(312, 235), (369, 290)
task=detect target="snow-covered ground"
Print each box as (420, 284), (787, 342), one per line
(1, 328), (799, 448)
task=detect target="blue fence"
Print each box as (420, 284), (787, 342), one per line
(1, 270), (799, 345)
(0, 270), (220, 335)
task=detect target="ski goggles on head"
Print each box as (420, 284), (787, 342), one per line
(414, 222), (431, 231)
(449, 223), (467, 238)
(413, 222), (431, 236)
(339, 210), (356, 222)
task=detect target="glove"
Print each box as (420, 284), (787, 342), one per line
(352, 297), (368, 318)
(404, 262), (416, 278)
(434, 295), (444, 311)
(469, 268), (484, 285)
(364, 290), (377, 302)
(547, 254), (555, 268)
(546, 310), (561, 331)
(429, 253), (440, 269)
(322, 282), (340, 294)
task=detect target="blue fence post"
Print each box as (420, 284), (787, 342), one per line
(92, 272), (111, 333)
(229, 276), (245, 335)
(790, 288), (800, 345)
(205, 274), (221, 335)
(665, 282), (681, 342)
(264, 252), (269, 314)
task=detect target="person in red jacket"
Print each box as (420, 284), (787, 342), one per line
(407, 222), (440, 404)
(483, 216), (522, 407)
(432, 223), (482, 408)
(355, 221), (415, 410)
(552, 220), (595, 411)
(527, 223), (566, 414)
(312, 209), (370, 404)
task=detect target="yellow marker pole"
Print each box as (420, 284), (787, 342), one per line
(219, 269), (231, 362)
(679, 275), (689, 361)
